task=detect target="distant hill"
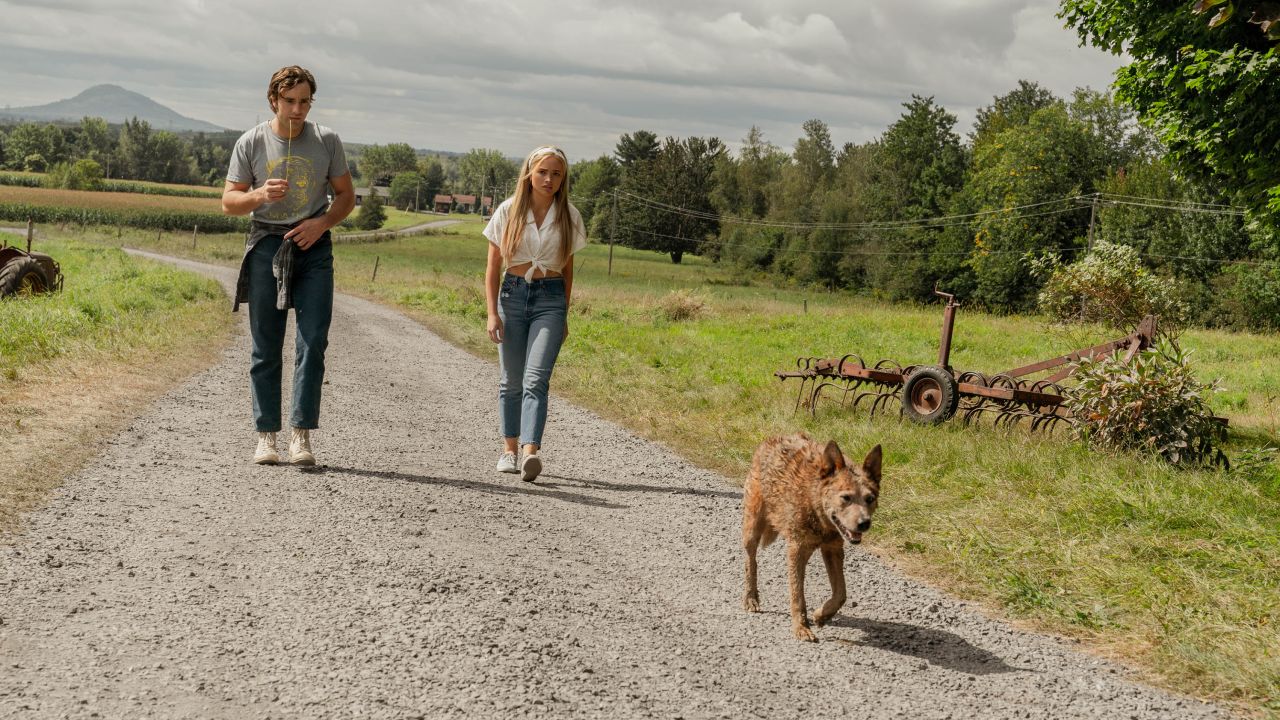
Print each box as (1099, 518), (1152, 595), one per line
(0, 84), (226, 132)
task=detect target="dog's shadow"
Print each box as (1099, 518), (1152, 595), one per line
(308, 465), (629, 509)
(826, 615), (1021, 675)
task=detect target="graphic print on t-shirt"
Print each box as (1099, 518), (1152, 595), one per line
(259, 155), (315, 222)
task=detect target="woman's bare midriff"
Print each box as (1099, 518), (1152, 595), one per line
(506, 263), (562, 279)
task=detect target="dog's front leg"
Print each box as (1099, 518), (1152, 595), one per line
(812, 543), (846, 627)
(787, 541), (818, 642)
(743, 530), (761, 613)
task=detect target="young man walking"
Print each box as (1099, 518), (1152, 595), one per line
(222, 65), (355, 465)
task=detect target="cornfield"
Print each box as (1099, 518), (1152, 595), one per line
(0, 186), (245, 233)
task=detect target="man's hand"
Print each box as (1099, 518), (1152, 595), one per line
(259, 178), (289, 204)
(285, 216), (330, 250)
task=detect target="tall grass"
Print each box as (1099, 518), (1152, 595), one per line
(95, 222), (1280, 714)
(0, 238), (227, 380)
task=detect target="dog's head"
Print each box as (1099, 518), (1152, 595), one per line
(817, 441), (882, 544)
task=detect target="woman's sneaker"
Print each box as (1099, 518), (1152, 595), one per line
(254, 432), (280, 465)
(520, 453), (542, 482)
(495, 452), (518, 473)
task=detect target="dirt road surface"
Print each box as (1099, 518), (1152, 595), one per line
(0, 252), (1228, 719)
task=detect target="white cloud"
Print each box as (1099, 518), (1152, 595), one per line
(0, 0), (1125, 159)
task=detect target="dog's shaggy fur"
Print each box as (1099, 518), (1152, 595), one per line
(742, 433), (882, 642)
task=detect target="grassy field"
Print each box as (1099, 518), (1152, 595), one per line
(351, 207), (475, 233)
(20, 220), (1280, 715)
(0, 236), (232, 530)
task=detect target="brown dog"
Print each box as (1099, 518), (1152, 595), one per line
(741, 433), (882, 642)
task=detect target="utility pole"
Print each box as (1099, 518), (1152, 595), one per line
(1086, 193), (1100, 254)
(608, 189), (618, 277)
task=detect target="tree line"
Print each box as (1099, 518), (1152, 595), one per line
(0, 116), (239, 186)
(564, 80), (1276, 330)
(0, 117), (519, 208)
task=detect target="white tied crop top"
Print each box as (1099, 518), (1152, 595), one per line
(483, 198), (588, 281)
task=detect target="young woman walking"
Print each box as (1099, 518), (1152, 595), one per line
(483, 146), (587, 482)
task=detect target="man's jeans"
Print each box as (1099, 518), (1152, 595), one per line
(497, 274), (567, 447)
(247, 233), (333, 432)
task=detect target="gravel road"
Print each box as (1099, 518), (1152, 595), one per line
(0, 252), (1229, 719)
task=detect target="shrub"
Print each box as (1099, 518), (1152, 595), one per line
(1067, 344), (1226, 467)
(656, 289), (707, 322)
(355, 191), (386, 230)
(1031, 241), (1189, 335)
(42, 159), (104, 191)
(1214, 262), (1280, 332)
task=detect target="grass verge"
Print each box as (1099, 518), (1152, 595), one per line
(87, 222), (1280, 715)
(0, 236), (232, 533)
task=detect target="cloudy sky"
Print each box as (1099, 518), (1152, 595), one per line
(0, 0), (1125, 160)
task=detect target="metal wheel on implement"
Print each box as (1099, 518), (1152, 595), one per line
(901, 365), (958, 425)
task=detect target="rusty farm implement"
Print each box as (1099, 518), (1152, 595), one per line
(776, 288), (1161, 433)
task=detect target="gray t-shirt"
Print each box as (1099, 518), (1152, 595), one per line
(227, 121), (348, 225)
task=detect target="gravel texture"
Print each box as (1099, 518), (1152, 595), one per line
(0, 252), (1229, 719)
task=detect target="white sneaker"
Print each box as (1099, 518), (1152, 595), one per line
(254, 432), (280, 465)
(289, 428), (315, 466)
(496, 452), (518, 473)
(520, 453), (542, 482)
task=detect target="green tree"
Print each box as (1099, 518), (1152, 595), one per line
(715, 126), (787, 218)
(1096, 160), (1249, 281)
(356, 188), (387, 230)
(186, 132), (232, 186)
(73, 116), (114, 170)
(418, 158), (446, 208)
(568, 155), (620, 231)
(616, 136), (724, 263)
(147, 130), (196, 184)
(389, 171), (427, 210)
(614, 130), (660, 167)
(43, 158), (104, 190)
(966, 103), (1100, 310)
(971, 80), (1059, 147)
(1060, 0), (1280, 239)
(456, 148), (518, 199)
(858, 96), (971, 300)
(115, 117), (154, 180)
(359, 142), (418, 186)
(1067, 88), (1158, 173)
(5, 122), (65, 171)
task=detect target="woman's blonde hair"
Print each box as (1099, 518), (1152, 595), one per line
(500, 146), (575, 264)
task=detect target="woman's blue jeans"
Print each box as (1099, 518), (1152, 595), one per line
(247, 233), (333, 432)
(497, 273), (567, 447)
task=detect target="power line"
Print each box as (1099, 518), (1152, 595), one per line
(1096, 196), (1246, 216)
(617, 190), (1094, 230)
(1096, 191), (1238, 210)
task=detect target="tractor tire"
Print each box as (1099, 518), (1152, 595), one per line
(901, 365), (959, 425)
(0, 257), (50, 297)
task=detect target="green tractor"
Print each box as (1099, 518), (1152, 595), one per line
(0, 227), (64, 298)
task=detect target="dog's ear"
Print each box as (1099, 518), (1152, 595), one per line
(862, 444), (882, 484)
(820, 440), (845, 476)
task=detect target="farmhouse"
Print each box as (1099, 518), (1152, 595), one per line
(432, 194), (494, 214)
